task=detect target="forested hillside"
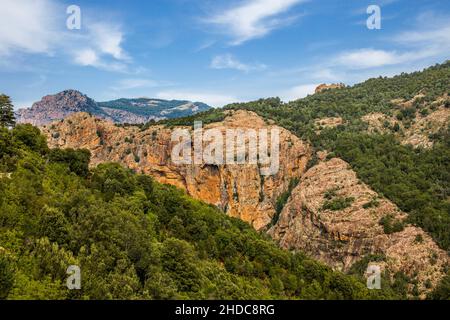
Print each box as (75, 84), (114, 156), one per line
(168, 62), (450, 253)
(0, 123), (401, 299)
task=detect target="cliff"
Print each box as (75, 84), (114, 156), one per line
(269, 157), (448, 297)
(42, 110), (311, 230)
(41, 110), (448, 296)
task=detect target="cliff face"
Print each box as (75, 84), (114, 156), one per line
(269, 157), (448, 296)
(41, 111), (448, 295)
(42, 110), (311, 230)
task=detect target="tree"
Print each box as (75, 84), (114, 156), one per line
(0, 94), (16, 128)
(0, 255), (14, 299)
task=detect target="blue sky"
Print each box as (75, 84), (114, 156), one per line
(1, 0), (449, 109)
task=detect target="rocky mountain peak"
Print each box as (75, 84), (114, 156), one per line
(15, 90), (212, 126)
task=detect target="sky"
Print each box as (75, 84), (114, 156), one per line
(1, 0), (449, 109)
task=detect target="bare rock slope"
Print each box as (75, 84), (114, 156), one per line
(42, 111), (448, 296)
(42, 110), (311, 230)
(269, 157), (448, 296)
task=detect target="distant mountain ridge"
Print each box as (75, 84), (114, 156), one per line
(15, 90), (212, 125)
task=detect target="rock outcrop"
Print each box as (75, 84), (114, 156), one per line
(269, 158), (448, 296)
(362, 95), (450, 148)
(315, 83), (345, 94)
(42, 110), (312, 230)
(41, 110), (448, 296)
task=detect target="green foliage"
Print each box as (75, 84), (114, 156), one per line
(363, 198), (380, 209)
(322, 197), (354, 211)
(0, 255), (15, 299)
(0, 94), (16, 127)
(379, 214), (405, 234)
(272, 178), (299, 225)
(157, 108), (226, 128)
(0, 128), (396, 300)
(428, 274), (450, 300)
(48, 148), (91, 177)
(12, 124), (48, 155)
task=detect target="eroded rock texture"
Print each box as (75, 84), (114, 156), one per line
(269, 158), (448, 296)
(42, 110), (311, 230)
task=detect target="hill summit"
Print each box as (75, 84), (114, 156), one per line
(15, 90), (211, 125)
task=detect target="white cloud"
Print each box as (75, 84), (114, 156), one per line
(310, 68), (340, 81)
(70, 22), (130, 71)
(0, 0), (60, 56)
(335, 14), (450, 70)
(210, 54), (266, 72)
(335, 49), (401, 69)
(89, 23), (129, 61)
(156, 90), (239, 108)
(334, 47), (445, 69)
(74, 49), (99, 66)
(280, 84), (317, 102)
(206, 0), (306, 45)
(0, 0), (132, 73)
(111, 78), (173, 92)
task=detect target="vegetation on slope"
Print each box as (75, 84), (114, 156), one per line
(0, 121), (400, 300)
(166, 62), (450, 252)
(151, 62), (450, 297)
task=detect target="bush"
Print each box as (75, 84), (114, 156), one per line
(12, 124), (48, 155)
(322, 197), (354, 211)
(379, 215), (405, 234)
(48, 148), (91, 177)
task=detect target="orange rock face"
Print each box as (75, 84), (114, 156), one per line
(42, 111), (312, 230)
(315, 83), (345, 93)
(42, 111), (448, 296)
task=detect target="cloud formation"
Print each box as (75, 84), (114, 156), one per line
(0, 0), (60, 56)
(1, 0), (131, 73)
(206, 0), (306, 45)
(210, 54), (266, 72)
(280, 84), (317, 102)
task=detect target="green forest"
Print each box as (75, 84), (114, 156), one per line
(170, 62), (450, 252)
(155, 62), (450, 299)
(0, 120), (405, 300)
(1, 61), (449, 300)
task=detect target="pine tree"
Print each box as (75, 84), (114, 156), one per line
(0, 94), (16, 127)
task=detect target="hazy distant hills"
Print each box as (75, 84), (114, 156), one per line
(15, 90), (212, 125)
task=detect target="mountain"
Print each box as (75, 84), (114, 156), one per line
(2, 62), (449, 300)
(39, 62), (450, 299)
(0, 120), (391, 300)
(15, 90), (211, 125)
(42, 109), (448, 298)
(43, 110), (311, 230)
(15, 90), (102, 126)
(99, 98), (211, 123)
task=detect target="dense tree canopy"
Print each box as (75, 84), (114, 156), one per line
(0, 95), (15, 128)
(161, 62), (450, 297)
(0, 125), (400, 300)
